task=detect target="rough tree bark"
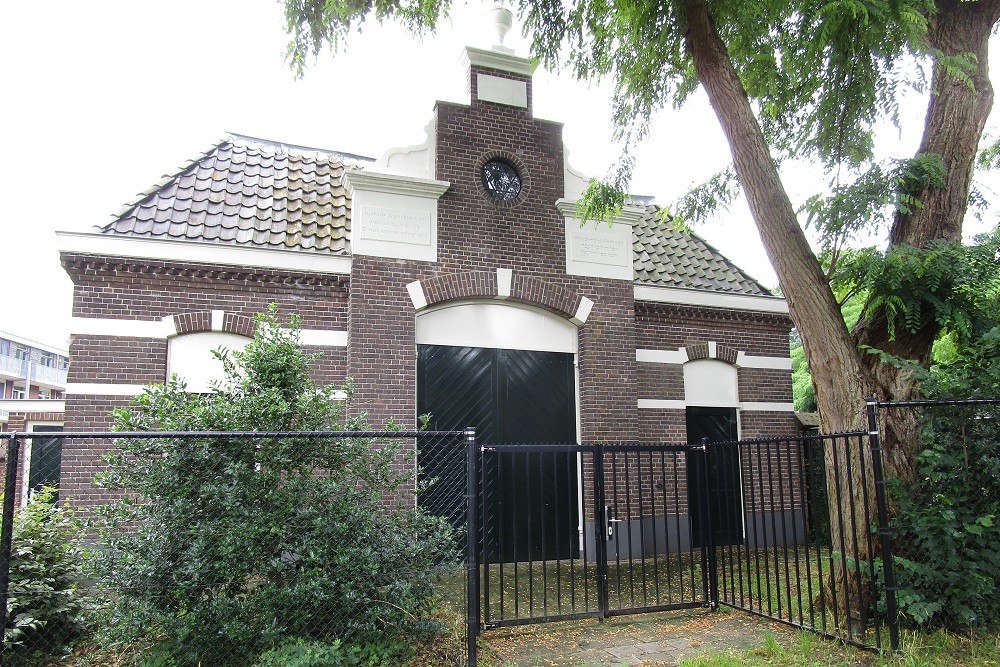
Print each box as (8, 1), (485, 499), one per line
(679, 0), (999, 629)
(854, 0), (999, 484)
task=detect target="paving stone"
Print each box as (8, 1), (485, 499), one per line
(485, 609), (799, 666)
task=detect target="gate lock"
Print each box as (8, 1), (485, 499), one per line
(604, 504), (624, 540)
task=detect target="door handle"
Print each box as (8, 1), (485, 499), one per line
(604, 505), (624, 539)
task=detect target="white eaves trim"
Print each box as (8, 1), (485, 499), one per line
(741, 402), (796, 412)
(71, 317), (176, 338)
(637, 399), (686, 410)
(299, 330), (348, 347)
(57, 231), (352, 276)
(634, 284), (788, 314)
(636, 348), (792, 370)
(344, 170), (450, 198)
(66, 383), (148, 397)
(0, 399), (66, 415)
(71, 316), (347, 347)
(636, 348), (689, 365)
(554, 199), (647, 225)
(462, 46), (536, 76)
(735, 352), (793, 370)
(637, 399), (796, 412)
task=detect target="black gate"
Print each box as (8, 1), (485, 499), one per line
(480, 443), (712, 627)
(475, 433), (901, 652)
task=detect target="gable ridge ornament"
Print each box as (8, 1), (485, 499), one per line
(489, 4), (514, 53)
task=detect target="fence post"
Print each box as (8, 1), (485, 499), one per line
(0, 435), (21, 666)
(464, 428), (479, 667)
(700, 437), (719, 609)
(593, 444), (609, 620)
(865, 399), (900, 652)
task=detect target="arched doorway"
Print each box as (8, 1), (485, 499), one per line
(416, 302), (579, 561)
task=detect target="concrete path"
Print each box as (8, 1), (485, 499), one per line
(482, 608), (797, 666)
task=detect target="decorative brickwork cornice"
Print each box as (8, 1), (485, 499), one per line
(60, 253), (349, 289)
(636, 300), (792, 328)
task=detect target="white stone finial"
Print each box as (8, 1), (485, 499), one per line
(489, 4), (514, 53)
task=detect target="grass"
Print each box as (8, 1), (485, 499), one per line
(439, 544), (877, 646)
(665, 628), (1000, 667)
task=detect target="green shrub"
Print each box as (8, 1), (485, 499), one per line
(255, 637), (407, 667)
(3, 485), (91, 658)
(89, 307), (456, 666)
(890, 328), (1000, 627)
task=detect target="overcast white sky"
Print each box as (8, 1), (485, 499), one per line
(2, 1), (996, 349)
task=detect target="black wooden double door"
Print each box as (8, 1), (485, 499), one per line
(417, 345), (578, 562)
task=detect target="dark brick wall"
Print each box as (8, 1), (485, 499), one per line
(635, 302), (792, 358)
(61, 395), (133, 513)
(738, 367), (793, 403)
(68, 336), (167, 384)
(637, 363), (684, 401)
(63, 255), (349, 331)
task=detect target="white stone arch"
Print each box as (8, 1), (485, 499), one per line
(166, 331), (251, 393)
(683, 358), (739, 408)
(415, 300), (578, 353)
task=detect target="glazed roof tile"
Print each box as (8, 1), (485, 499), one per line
(632, 206), (772, 296)
(100, 134), (372, 255)
(101, 135), (772, 296)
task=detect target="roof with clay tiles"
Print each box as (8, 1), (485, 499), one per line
(100, 135), (772, 296)
(633, 206), (772, 295)
(99, 134), (371, 255)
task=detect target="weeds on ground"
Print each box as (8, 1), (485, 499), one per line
(668, 628), (1000, 667)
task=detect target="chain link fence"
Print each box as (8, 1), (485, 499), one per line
(0, 429), (473, 667)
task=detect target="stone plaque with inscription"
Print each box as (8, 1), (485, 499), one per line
(361, 206), (432, 246)
(572, 230), (630, 266)
(565, 220), (633, 280)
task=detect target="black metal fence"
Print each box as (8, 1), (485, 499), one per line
(472, 433), (899, 652)
(14, 399), (998, 664)
(0, 429), (473, 667)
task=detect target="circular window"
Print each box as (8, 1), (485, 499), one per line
(481, 159), (522, 202)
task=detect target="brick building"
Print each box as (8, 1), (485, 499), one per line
(0, 330), (68, 504)
(54, 45), (796, 543)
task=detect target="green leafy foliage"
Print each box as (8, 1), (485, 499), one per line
(833, 229), (1000, 343)
(889, 329), (1000, 627)
(790, 343), (817, 413)
(254, 637), (407, 667)
(90, 307), (457, 666)
(3, 485), (91, 661)
(802, 154), (948, 247)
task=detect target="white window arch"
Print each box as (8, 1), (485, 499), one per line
(415, 301), (577, 353)
(167, 332), (251, 393)
(683, 358), (738, 407)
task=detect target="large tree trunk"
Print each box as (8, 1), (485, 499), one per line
(854, 0), (999, 483)
(679, 0), (998, 632)
(679, 0), (876, 628)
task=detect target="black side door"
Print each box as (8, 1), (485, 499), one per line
(686, 407), (742, 547)
(27, 425), (64, 503)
